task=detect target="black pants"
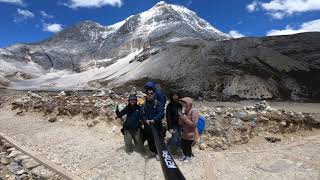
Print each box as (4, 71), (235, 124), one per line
(143, 124), (164, 154)
(181, 139), (194, 157)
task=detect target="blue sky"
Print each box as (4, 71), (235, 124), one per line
(0, 0), (320, 47)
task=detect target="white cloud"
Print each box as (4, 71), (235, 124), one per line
(247, 1), (259, 12)
(229, 30), (245, 38)
(14, 8), (34, 22)
(40, 11), (54, 19)
(17, 8), (34, 18)
(0, 0), (23, 5)
(269, 12), (286, 19)
(247, 0), (320, 19)
(43, 23), (63, 33)
(64, 0), (123, 9)
(267, 19), (320, 36)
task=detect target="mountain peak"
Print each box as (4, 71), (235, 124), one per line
(75, 20), (103, 28)
(155, 1), (166, 6)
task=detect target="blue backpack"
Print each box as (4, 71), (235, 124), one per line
(197, 115), (206, 135)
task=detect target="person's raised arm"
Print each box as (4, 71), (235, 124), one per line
(116, 105), (128, 118)
(180, 110), (198, 127)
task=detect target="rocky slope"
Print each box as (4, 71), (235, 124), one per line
(0, 2), (319, 101)
(108, 32), (320, 101)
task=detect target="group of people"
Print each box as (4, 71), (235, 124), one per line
(115, 82), (199, 163)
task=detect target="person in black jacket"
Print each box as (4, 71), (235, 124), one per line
(116, 94), (144, 154)
(166, 92), (182, 151)
(142, 87), (165, 160)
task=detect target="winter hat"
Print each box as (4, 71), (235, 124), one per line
(145, 81), (156, 88)
(179, 97), (193, 106)
(128, 94), (137, 100)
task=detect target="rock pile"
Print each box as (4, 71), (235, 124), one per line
(11, 90), (123, 127)
(9, 92), (320, 151)
(0, 137), (62, 179)
(199, 101), (320, 151)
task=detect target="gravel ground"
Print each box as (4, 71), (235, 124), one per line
(0, 90), (320, 180)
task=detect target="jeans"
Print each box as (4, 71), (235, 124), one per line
(167, 127), (181, 147)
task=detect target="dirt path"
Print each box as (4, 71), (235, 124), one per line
(0, 106), (206, 180)
(0, 104), (320, 179)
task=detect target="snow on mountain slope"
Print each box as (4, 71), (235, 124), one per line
(10, 50), (142, 90)
(133, 1), (230, 40)
(0, 60), (46, 77)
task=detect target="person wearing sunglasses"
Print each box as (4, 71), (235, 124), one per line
(141, 87), (165, 160)
(144, 81), (166, 107)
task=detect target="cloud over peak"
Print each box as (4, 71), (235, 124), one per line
(64, 0), (123, 9)
(267, 19), (320, 36)
(247, 0), (320, 19)
(229, 30), (245, 38)
(43, 23), (63, 33)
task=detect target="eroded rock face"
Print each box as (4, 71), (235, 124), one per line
(112, 33), (320, 101)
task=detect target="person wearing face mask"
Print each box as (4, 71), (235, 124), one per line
(116, 94), (144, 154)
(178, 97), (199, 163)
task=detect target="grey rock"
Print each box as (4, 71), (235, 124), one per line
(14, 155), (31, 161)
(19, 174), (30, 180)
(7, 147), (16, 152)
(23, 159), (40, 170)
(6, 175), (15, 180)
(8, 161), (21, 173)
(31, 165), (55, 179)
(265, 137), (281, 143)
(48, 117), (57, 122)
(7, 150), (22, 158)
(16, 169), (25, 175)
(1, 156), (10, 165)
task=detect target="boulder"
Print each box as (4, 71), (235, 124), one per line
(31, 165), (55, 179)
(23, 159), (40, 170)
(48, 117), (57, 122)
(1, 156), (10, 165)
(7, 150), (22, 158)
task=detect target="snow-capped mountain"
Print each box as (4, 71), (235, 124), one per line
(0, 1), (229, 74)
(1, 2), (320, 101)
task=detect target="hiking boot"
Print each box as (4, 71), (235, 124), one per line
(179, 155), (187, 161)
(155, 154), (160, 161)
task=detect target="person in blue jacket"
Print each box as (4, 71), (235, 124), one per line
(142, 87), (165, 160)
(116, 94), (144, 154)
(144, 81), (166, 107)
